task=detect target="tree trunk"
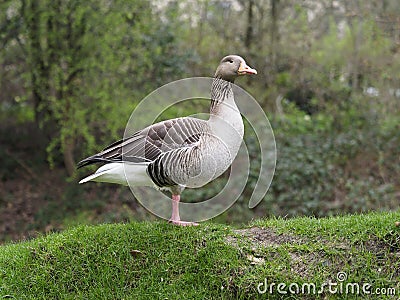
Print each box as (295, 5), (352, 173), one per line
(344, 0), (362, 93)
(245, 0), (254, 50)
(197, 0), (208, 47)
(63, 137), (76, 177)
(23, 0), (51, 130)
(270, 0), (279, 69)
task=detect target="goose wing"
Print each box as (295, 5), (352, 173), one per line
(77, 117), (208, 168)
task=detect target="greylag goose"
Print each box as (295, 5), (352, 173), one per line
(78, 55), (257, 225)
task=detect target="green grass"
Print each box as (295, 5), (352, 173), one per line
(1, 211), (399, 299)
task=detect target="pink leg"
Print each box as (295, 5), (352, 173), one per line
(169, 194), (199, 226)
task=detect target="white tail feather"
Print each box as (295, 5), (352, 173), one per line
(79, 162), (153, 187)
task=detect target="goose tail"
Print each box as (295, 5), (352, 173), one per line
(79, 162), (153, 187)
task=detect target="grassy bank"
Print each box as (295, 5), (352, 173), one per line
(1, 211), (399, 299)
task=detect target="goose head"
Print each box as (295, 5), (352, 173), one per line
(214, 55), (257, 82)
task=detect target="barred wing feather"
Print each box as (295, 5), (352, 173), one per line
(77, 117), (208, 168)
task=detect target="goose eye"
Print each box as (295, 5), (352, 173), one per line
(228, 60), (234, 63)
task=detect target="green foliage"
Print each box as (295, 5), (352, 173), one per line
(1, 0), (192, 174)
(0, 0), (399, 234)
(262, 102), (399, 217)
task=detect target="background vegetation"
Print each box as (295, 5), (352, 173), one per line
(0, 0), (399, 242)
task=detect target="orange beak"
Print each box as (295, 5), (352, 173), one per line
(238, 62), (257, 75)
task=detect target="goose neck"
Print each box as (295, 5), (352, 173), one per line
(208, 78), (243, 138)
(210, 78), (234, 115)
